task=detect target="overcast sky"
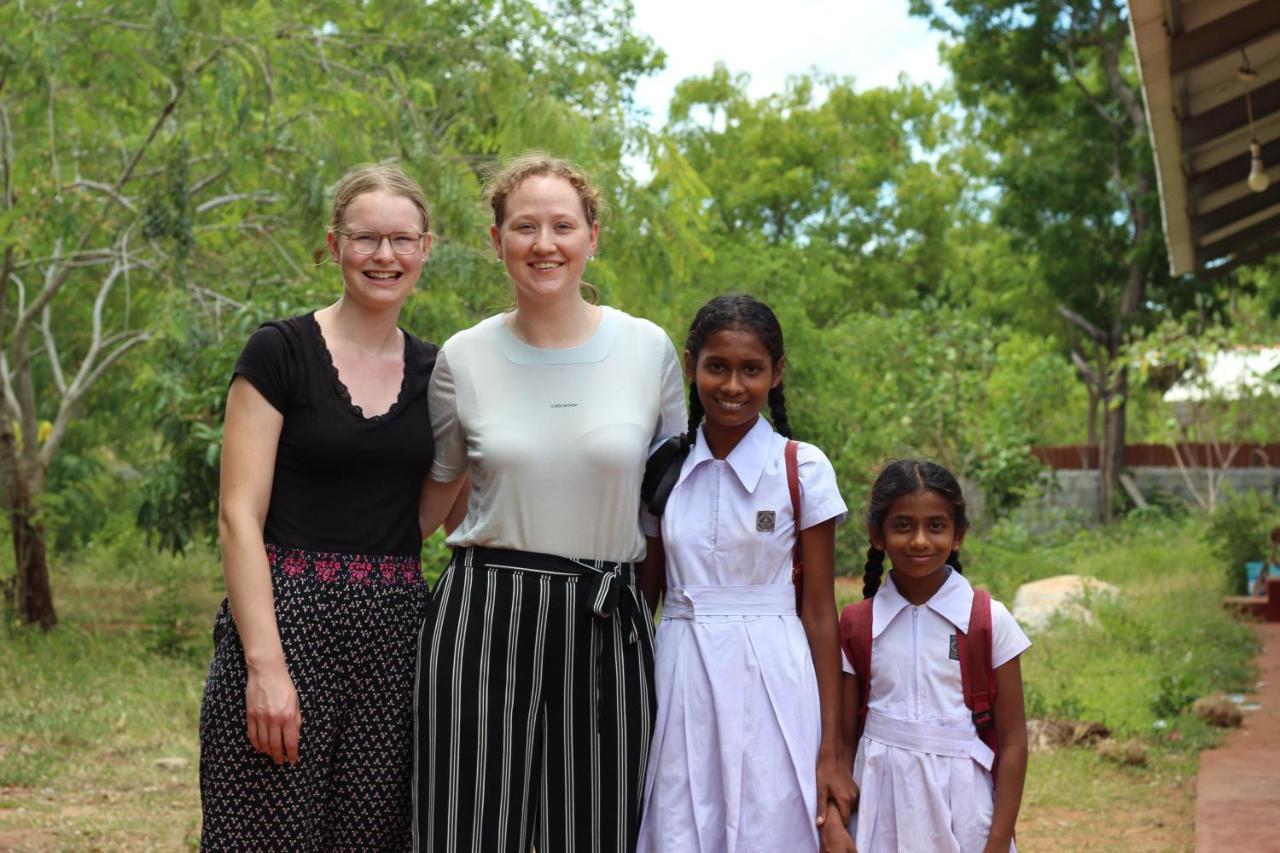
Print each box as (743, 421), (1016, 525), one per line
(630, 0), (949, 126)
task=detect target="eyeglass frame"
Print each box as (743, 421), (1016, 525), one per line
(332, 228), (429, 256)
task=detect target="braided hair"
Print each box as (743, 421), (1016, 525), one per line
(682, 293), (791, 448)
(862, 459), (968, 598)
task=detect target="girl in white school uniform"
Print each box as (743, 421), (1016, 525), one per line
(824, 460), (1030, 853)
(636, 294), (858, 852)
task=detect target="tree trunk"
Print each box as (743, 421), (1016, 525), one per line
(1098, 359), (1128, 524)
(0, 419), (55, 630)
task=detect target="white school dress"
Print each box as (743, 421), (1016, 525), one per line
(841, 569), (1030, 853)
(637, 418), (847, 853)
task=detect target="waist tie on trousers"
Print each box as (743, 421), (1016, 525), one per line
(862, 709), (995, 770)
(662, 584), (797, 620)
(456, 546), (644, 733)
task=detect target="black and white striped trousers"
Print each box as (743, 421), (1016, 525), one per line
(414, 546), (656, 852)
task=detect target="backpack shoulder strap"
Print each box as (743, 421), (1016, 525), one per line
(785, 440), (803, 613)
(956, 587), (999, 775)
(839, 599), (874, 740)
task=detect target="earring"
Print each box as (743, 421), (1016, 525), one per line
(587, 253), (596, 262)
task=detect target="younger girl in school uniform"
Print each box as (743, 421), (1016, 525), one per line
(824, 460), (1030, 853)
(637, 293), (858, 852)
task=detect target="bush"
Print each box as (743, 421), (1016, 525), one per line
(1203, 489), (1278, 594)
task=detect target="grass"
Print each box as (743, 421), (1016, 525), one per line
(0, 511), (1260, 849)
(0, 540), (221, 850)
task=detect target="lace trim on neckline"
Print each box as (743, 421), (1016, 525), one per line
(306, 312), (410, 423)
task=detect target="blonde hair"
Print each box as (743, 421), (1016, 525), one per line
(484, 152), (604, 304)
(329, 163), (431, 234)
(484, 151), (604, 228)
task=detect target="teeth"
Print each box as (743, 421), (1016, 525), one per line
(366, 272), (400, 280)
(717, 400), (744, 409)
(532, 263), (560, 269)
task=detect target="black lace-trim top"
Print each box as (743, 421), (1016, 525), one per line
(232, 313), (437, 557)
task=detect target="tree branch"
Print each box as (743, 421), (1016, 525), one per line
(40, 331), (151, 469)
(190, 165), (230, 195)
(40, 306), (66, 396)
(195, 191), (282, 214)
(1069, 348), (1104, 391)
(1059, 304), (1109, 345)
(66, 180), (138, 212)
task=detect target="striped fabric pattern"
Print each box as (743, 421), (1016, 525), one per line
(414, 547), (656, 852)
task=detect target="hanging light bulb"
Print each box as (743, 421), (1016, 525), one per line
(1239, 53), (1268, 193)
(1249, 141), (1270, 193)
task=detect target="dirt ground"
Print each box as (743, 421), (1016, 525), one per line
(0, 746), (1194, 851)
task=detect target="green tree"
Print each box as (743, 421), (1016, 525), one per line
(2, 0), (660, 627)
(910, 0), (1185, 520)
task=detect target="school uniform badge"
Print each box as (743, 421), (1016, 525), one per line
(949, 634), (959, 660)
(756, 510), (776, 532)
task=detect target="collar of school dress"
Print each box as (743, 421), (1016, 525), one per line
(676, 416), (776, 495)
(872, 567), (975, 638)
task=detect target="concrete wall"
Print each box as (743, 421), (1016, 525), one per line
(1042, 467), (1280, 517)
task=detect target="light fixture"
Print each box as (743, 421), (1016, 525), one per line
(1239, 53), (1269, 193)
(1250, 141), (1270, 192)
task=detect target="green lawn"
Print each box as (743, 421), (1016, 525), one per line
(1, 513), (1257, 849)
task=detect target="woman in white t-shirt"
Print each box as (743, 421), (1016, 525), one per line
(413, 152), (685, 853)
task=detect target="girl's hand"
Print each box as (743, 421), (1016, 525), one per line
(245, 660), (302, 765)
(819, 801), (857, 853)
(815, 749), (859, 827)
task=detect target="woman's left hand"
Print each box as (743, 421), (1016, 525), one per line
(815, 749), (858, 827)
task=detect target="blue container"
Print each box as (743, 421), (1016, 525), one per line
(1245, 561), (1278, 591)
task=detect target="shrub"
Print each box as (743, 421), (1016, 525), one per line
(1203, 489), (1278, 594)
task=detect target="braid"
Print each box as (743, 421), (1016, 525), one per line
(768, 383), (792, 439)
(950, 553), (964, 574)
(863, 546), (886, 599)
(684, 380), (704, 448)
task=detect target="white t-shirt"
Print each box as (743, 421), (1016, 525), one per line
(429, 306), (686, 564)
(842, 569), (1031, 720)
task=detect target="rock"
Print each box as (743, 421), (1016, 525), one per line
(1026, 718), (1111, 751)
(1096, 738), (1148, 766)
(153, 757), (190, 770)
(1012, 575), (1120, 632)
(1192, 694), (1243, 728)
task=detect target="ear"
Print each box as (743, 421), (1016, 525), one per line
(490, 223), (502, 259)
(588, 219), (600, 256)
(421, 231), (434, 261)
(953, 527), (967, 552)
(683, 349), (695, 382)
(326, 231), (341, 264)
(867, 524), (885, 552)
(771, 355), (786, 390)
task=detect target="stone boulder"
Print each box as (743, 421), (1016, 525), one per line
(1011, 574), (1120, 632)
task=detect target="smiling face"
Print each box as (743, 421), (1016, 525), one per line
(870, 488), (966, 583)
(687, 327), (782, 456)
(490, 174), (598, 308)
(327, 190), (430, 311)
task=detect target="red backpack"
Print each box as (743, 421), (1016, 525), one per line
(838, 587), (1000, 783)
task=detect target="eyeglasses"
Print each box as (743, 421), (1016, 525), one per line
(335, 229), (425, 255)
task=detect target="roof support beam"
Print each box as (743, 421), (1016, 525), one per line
(1182, 76), (1280, 150)
(1191, 182), (1280, 240)
(1196, 209), (1280, 263)
(1196, 232), (1280, 283)
(1170, 1), (1280, 74)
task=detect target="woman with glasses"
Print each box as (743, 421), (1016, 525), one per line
(413, 152), (685, 852)
(200, 163), (440, 850)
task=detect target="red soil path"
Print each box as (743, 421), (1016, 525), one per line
(1194, 623), (1280, 852)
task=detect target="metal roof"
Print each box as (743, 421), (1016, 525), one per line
(1129, 0), (1280, 277)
